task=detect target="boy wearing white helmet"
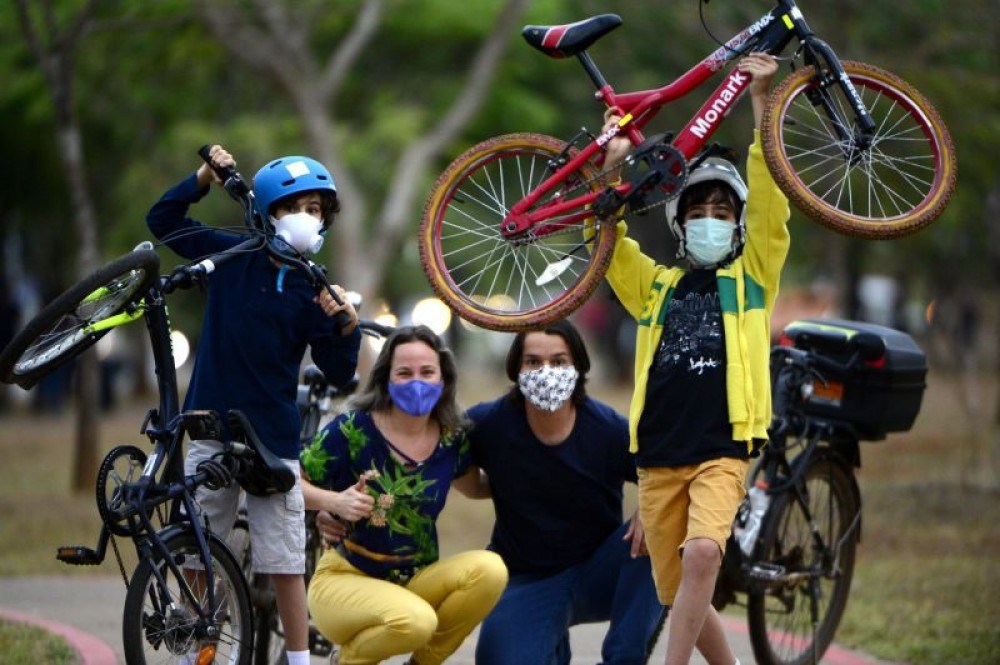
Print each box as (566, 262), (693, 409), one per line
(602, 53), (789, 665)
(147, 145), (361, 665)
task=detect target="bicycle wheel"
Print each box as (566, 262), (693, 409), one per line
(123, 528), (252, 665)
(746, 456), (859, 665)
(96, 445), (147, 537)
(762, 60), (956, 239)
(420, 133), (617, 331)
(0, 249), (160, 389)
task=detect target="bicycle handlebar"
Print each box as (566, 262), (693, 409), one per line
(198, 144), (252, 205)
(772, 345), (850, 378)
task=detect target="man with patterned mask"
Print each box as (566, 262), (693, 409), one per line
(458, 319), (664, 665)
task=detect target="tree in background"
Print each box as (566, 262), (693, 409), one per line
(15, 0), (102, 492)
(196, 0), (530, 302)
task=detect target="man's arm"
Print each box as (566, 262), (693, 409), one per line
(452, 466), (492, 499)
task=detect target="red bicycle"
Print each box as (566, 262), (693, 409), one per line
(419, 0), (956, 331)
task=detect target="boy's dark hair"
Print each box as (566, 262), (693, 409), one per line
(349, 324), (467, 433)
(272, 190), (341, 229)
(677, 181), (741, 224)
(504, 319), (590, 406)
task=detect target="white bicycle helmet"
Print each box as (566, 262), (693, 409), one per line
(665, 157), (748, 263)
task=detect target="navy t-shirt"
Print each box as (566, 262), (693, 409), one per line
(146, 173), (361, 459)
(466, 396), (636, 575)
(637, 269), (747, 467)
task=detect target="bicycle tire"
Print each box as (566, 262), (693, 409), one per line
(95, 445), (147, 537)
(0, 249), (160, 389)
(123, 528), (253, 665)
(761, 60), (956, 239)
(746, 456), (859, 665)
(420, 133), (617, 332)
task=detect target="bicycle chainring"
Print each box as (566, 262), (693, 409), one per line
(621, 138), (688, 217)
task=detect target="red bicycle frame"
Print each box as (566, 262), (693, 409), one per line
(501, 2), (812, 239)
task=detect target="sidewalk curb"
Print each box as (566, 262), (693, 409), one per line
(718, 614), (883, 665)
(0, 606), (117, 665)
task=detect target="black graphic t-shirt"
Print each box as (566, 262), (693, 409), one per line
(637, 269), (748, 467)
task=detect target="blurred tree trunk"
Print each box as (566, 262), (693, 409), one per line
(16, 0), (102, 493)
(198, 0), (530, 302)
(986, 172), (1000, 486)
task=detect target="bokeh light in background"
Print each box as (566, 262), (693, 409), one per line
(368, 302), (398, 354)
(411, 297), (452, 336)
(170, 330), (190, 369)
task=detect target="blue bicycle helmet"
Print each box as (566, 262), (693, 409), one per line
(252, 156), (338, 227)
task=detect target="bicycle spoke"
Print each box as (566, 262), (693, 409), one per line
(771, 62), (950, 231)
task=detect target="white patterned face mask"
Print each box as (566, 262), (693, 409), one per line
(518, 365), (579, 412)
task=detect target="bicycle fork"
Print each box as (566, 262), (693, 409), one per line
(802, 38), (877, 163)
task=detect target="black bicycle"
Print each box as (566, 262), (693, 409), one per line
(706, 318), (927, 665)
(0, 148), (360, 665)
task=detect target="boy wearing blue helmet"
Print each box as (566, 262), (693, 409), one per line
(147, 145), (361, 665)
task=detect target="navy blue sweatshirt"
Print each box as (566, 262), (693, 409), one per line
(147, 173), (361, 459)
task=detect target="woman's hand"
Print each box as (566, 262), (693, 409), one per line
(196, 144), (235, 189)
(330, 476), (375, 522)
(315, 284), (359, 335)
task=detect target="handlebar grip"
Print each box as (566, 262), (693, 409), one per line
(198, 144), (250, 200)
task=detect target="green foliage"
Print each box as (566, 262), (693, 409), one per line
(300, 429), (334, 483)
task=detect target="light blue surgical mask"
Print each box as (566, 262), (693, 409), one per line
(683, 217), (736, 266)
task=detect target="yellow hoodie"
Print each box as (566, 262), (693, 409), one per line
(605, 131), (790, 454)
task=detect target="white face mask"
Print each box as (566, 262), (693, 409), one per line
(518, 365), (579, 412)
(683, 217), (736, 266)
(270, 211), (324, 255)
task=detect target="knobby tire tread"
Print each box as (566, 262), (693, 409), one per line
(419, 133), (616, 332)
(761, 60), (956, 239)
(0, 249), (160, 387)
(123, 529), (253, 665)
(746, 456), (858, 665)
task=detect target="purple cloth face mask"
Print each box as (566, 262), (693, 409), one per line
(387, 380), (444, 416)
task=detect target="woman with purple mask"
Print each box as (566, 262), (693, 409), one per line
(301, 325), (507, 665)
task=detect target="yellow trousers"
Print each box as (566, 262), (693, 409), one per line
(307, 548), (508, 665)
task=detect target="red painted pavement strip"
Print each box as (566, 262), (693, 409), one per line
(720, 615), (879, 665)
(0, 606), (117, 665)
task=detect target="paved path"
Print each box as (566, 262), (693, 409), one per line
(0, 575), (894, 664)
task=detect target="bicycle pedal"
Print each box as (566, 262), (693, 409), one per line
(747, 562), (786, 582)
(56, 545), (103, 566)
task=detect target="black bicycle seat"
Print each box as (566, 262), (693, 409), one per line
(522, 14), (622, 58)
(227, 409), (295, 496)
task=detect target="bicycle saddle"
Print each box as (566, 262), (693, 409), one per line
(227, 409), (295, 496)
(522, 14), (622, 58)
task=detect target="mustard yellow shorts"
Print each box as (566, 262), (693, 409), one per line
(637, 456), (748, 605)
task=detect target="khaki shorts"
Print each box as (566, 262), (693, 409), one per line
(186, 439), (305, 575)
(637, 457), (748, 605)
